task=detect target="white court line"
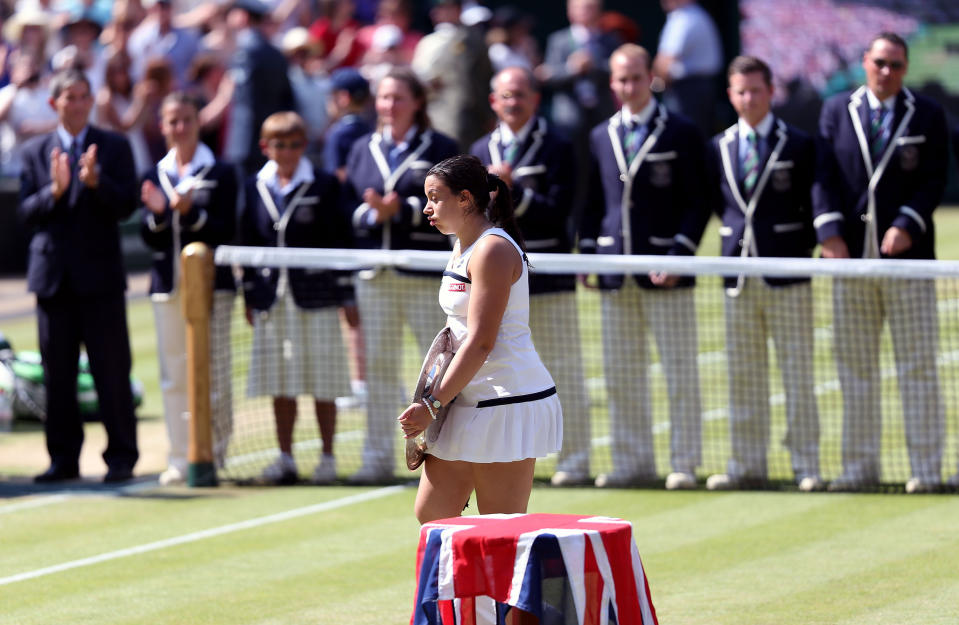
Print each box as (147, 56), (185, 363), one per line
(0, 494), (69, 515)
(0, 485), (405, 587)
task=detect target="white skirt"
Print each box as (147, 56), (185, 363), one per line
(247, 292), (350, 400)
(426, 394), (563, 463)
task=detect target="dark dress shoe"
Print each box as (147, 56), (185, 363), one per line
(103, 467), (134, 483)
(35, 465), (81, 483)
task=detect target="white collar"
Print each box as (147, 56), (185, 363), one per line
(569, 24), (595, 44)
(622, 98), (657, 127)
(158, 143), (216, 194)
(498, 116), (535, 146)
(738, 112), (774, 139)
(257, 156), (315, 197)
(865, 88), (896, 111)
(57, 124), (88, 150)
(382, 123), (419, 148)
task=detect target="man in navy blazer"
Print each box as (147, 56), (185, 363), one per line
(579, 44), (710, 490)
(470, 66), (592, 486)
(704, 56), (834, 493)
(818, 33), (948, 493)
(18, 68), (139, 483)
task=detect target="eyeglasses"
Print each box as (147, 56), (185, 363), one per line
(871, 58), (906, 71)
(268, 140), (306, 150)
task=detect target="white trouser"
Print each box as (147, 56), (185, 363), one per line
(356, 270), (447, 472)
(153, 290), (234, 472)
(600, 281), (702, 476)
(529, 290), (591, 475)
(724, 279), (819, 480)
(833, 277), (942, 483)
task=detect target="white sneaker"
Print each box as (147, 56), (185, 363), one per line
(594, 471), (655, 488)
(159, 465), (186, 486)
(797, 476), (824, 492)
(262, 454), (298, 484)
(312, 454), (337, 485)
(665, 472), (697, 490)
(348, 464), (393, 485)
(550, 470), (591, 487)
(905, 477), (938, 494)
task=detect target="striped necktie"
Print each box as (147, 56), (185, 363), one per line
(869, 106), (890, 162)
(742, 129), (759, 196)
(503, 138), (519, 165)
(69, 139), (81, 173)
(623, 122), (646, 164)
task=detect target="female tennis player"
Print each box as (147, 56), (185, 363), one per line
(398, 154), (563, 524)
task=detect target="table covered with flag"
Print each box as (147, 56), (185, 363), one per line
(411, 513), (658, 625)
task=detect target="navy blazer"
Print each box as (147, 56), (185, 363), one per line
(817, 86), (947, 259)
(140, 160), (238, 294)
(579, 105), (710, 290)
(343, 127), (459, 265)
(322, 114), (372, 174)
(18, 126), (137, 298)
(469, 117), (576, 294)
(240, 166), (354, 311)
(708, 118), (833, 290)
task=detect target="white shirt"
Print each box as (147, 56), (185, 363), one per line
(621, 98), (658, 128)
(658, 2), (723, 78)
(737, 112), (774, 164)
(257, 156), (315, 198)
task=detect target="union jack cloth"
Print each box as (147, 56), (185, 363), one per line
(411, 513), (658, 625)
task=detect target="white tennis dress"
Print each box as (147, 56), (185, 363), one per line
(426, 227), (563, 463)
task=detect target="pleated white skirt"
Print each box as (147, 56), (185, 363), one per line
(426, 394), (563, 463)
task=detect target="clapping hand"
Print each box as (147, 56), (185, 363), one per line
(141, 179), (193, 216)
(141, 180), (166, 214)
(49, 147), (71, 200)
(363, 188), (401, 223)
(78, 144), (99, 189)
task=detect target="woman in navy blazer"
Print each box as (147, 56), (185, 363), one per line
(140, 92), (238, 486)
(342, 67), (459, 483)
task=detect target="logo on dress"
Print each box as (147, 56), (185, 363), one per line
(448, 283), (466, 292)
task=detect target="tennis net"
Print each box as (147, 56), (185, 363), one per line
(206, 245), (959, 489)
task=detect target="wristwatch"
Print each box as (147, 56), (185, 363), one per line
(423, 394), (442, 420)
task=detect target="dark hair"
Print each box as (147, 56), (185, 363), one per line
(50, 68), (91, 99)
(378, 67), (430, 131)
(427, 155), (528, 260)
(727, 55), (773, 87)
(161, 90), (202, 114)
(868, 32), (909, 60)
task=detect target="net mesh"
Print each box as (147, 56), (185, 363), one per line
(207, 246), (959, 488)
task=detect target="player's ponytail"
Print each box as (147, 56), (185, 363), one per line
(427, 155), (529, 262)
(485, 171), (528, 260)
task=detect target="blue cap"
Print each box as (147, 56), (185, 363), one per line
(330, 68), (369, 98)
(230, 0), (269, 17)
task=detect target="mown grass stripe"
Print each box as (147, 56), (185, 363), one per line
(0, 485), (404, 587)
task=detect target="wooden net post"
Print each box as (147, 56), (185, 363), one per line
(181, 242), (218, 487)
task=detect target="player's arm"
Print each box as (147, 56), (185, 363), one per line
(399, 236), (520, 437)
